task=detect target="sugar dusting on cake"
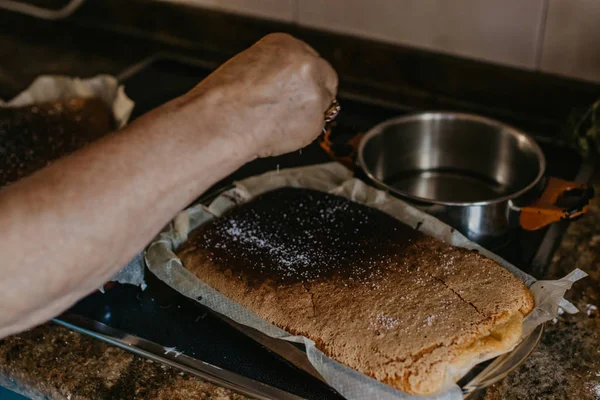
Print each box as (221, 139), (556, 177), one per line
(195, 188), (423, 285)
(369, 312), (400, 331)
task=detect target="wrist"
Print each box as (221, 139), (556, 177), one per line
(176, 87), (256, 165)
(125, 87), (253, 197)
(153, 88), (252, 163)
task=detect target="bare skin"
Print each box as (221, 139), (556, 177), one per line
(0, 33), (338, 338)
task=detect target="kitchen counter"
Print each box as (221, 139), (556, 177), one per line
(482, 183), (600, 400)
(0, 2), (599, 399)
(0, 324), (252, 400)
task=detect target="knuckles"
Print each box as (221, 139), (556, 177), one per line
(261, 32), (297, 44)
(218, 33), (337, 159)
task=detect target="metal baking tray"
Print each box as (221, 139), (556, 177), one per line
(57, 180), (544, 399)
(55, 54), (592, 399)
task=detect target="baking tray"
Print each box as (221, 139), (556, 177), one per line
(60, 180), (544, 399)
(54, 314), (305, 400)
(55, 53), (591, 399)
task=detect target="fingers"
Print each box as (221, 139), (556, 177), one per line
(273, 33), (321, 59)
(314, 57), (338, 111)
(259, 32), (305, 51)
(258, 32), (339, 118)
(301, 41), (320, 57)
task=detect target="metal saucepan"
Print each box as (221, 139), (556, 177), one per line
(321, 112), (594, 244)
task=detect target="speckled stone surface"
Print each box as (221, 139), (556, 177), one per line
(0, 324), (252, 400)
(483, 183), (600, 400)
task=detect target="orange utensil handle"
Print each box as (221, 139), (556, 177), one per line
(319, 126), (364, 170)
(520, 177), (595, 231)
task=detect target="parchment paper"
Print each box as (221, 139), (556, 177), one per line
(0, 74), (133, 128)
(0, 75), (143, 288)
(146, 162), (586, 400)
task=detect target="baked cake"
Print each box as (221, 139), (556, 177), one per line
(0, 97), (112, 187)
(177, 187), (534, 395)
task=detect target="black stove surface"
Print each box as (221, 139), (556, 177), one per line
(66, 57), (585, 399)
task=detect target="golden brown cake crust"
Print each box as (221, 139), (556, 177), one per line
(177, 188), (534, 395)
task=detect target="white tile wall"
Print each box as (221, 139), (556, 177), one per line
(297, 0), (545, 70)
(540, 0), (600, 83)
(163, 0), (295, 22)
(157, 0), (600, 83)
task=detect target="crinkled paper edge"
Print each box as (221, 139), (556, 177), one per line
(0, 75), (141, 288)
(0, 74), (134, 128)
(145, 162), (586, 400)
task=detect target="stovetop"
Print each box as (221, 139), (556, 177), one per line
(60, 55), (589, 400)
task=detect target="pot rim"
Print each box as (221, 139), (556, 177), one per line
(357, 112), (547, 206)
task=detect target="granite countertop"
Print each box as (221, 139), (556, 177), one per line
(481, 182), (600, 400)
(0, 325), (252, 400)
(1, 3), (599, 399)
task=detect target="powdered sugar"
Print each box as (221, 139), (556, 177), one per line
(425, 315), (436, 326)
(197, 188), (421, 284)
(370, 312), (401, 331)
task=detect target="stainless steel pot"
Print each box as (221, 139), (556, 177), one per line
(322, 112), (593, 244)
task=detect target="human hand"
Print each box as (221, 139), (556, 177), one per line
(186, 33), (339, 158)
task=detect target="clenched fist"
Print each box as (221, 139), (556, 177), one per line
(185, 33), (339, 158)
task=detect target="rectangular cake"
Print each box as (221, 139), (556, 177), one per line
(177, 187), (534, 395)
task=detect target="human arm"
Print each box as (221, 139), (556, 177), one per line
(0, 33), (337, 338)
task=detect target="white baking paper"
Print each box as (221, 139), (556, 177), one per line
(145, 162), (586, 400)
(1, 75), (142, 288)
(0, 74), (133, 128)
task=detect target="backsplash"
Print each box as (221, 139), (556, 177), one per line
(161, 0), (600, 84)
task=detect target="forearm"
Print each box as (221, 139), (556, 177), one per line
(0, 32), (337, 338)
(0, 91), (250, 337)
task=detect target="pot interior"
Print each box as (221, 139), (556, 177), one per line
(360, 113), (544, 204)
